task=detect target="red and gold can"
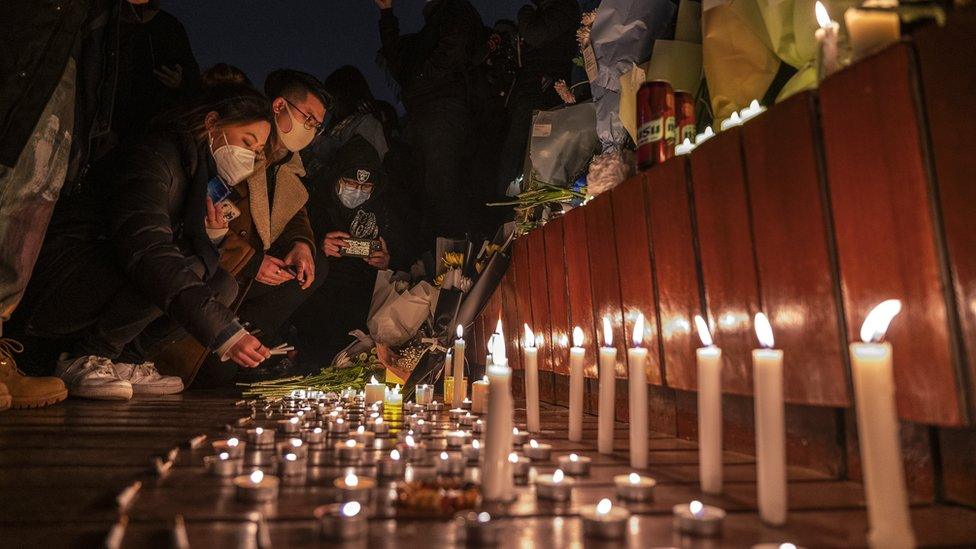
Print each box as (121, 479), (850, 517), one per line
(675, 91), (696, 145)
(636, 80), (675, 170)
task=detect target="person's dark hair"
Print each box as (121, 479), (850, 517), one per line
(264, 69), (331, 109)
(322, 65), (375, 121)
(157, 84), (271, 141)
(201, 63), (252, 89)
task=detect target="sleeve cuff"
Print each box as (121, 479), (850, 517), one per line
(213, 320), (246, 358)
(207, 227), (229, 244)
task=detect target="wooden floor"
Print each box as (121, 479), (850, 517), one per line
(1, 392), (974, 548)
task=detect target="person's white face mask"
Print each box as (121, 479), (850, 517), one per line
(210, 130), (256, 185)
(276, 102), (317, 152)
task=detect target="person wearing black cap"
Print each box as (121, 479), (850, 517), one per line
(293, 136), (412, 368)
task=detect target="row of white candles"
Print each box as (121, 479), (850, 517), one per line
(477, 299), (914, 547)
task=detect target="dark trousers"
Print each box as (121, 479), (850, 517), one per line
(235, 254), (327, 345)
(292, 265), (375, 367)
(73, 257), (238, 362)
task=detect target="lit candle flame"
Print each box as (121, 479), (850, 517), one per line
(860, 299), (902, 343)
(815, 1), (831, 28)
(289, 416), (298, 424)
(553, 469), (565, 483)
(313, 427), (322, 434)
(478, 511), (491, 523)
(573, 326), (584, 348)
(456, 324), (464, 340)
(344, 473), (359, 487)
(754, 312), (775, 349)
(255, 427), (264, 435)
(513, 427), (519, 435)
(730, 112), (741, 123)
(357, 425), (365, 434)
(569, 453), (579, 462)
(285, 453), (297, 462)
(341, 501), (361, 517)
(602, 317), (613, 347)
(597, 498), (612, 515)
(559, 333), (569, 348)
(227, 437), (239, 447)
(290, 438), (302, 448)
(780, 544), (797, 549)
(690, 500), (704, 517)
(345, 439), (356, 448)
(440, 451), (449, 461)
(250, 470), (264, 484)
(375, 417), (383, 425)
(495, 318), (503, 335)
(219, 451), (229, 460)
(473, 439), (480, 449)
(629, 472), (640, 485)
(336, 418), (344, 425)
(508, 451), (517, 463)
(369, 375), (379, 384)
(529, 439), (539, 448)
(632, 313), (645, 347)
(524, 324), (535, 348)
(694, 315), (713, 347)
(390, 449), (400, 460)
(405, 435), (415, 447)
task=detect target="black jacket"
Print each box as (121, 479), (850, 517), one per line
(516, 0), (581, 88)
(378, 0), (484, 112)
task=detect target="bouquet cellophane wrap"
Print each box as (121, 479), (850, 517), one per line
(523, 102), (599, 187)
(367, 270), (439, 347)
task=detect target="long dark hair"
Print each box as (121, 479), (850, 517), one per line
(153, 84), (271, 142)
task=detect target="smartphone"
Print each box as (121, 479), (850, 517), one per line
(207, 176), (231, 205)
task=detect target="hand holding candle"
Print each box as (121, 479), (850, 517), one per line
(752, 312), (786, 526)
(598, 317), (617, 455)
(695, 315), (723, 494)
(628, 313), (649, 469)
(523, 324), (541, 433)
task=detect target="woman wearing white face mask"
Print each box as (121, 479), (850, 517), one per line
(17, 85), (279, 399)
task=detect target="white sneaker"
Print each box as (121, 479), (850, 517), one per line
(112, 362), (184, 395)
(55, 354), (133, 401)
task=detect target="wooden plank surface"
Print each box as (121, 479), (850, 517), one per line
(561, 206), (598, 379)
(543, 217), (571, 376)
(510, 237), (533, 371)
(583, 193), (628, 379)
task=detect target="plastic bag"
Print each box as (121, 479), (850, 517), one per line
(524, 102), (599, 188)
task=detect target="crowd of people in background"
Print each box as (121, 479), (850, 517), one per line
(0, 0), (582, 409)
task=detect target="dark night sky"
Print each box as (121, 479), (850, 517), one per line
(164, 0), (530, 107)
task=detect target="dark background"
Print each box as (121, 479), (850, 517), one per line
(165, 0), (529, 107)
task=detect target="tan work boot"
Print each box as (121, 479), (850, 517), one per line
(0, 339), (68, 408)
(0, 381), (10, 411)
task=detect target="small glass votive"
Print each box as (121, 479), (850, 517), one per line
(204, 452), (242, 477)
(316, 501), (368, 541)
(276, 452), (306, 476)
(457, 511), (499, 546)
(426, 401), (445, 412)
(277, 438), (307, 459)
(329, 417), (350, 435)
(535, 469), (575, 501)
(378, 449), (406, 478)
(402, 402), (423, 415)
(369, 417), (389, 435)
(335, 439), (365, 463)
(277, 416), (302, 434)
(462, 440), (483, 462)
(212, 437), (245, 459)
(673, 500), (726, 537)
(302, 427), (326, 446)
(460, 398), (473, 411)
(351, 426), (375, 446)
(436, 451), (465, 476)
(556, 453), (591, 476)
(511, 427), (529, 446)
(446, 430), (471, 448)
(334, 473), (375, 503)
(509, 452), (530, 478)
(522, 440), (552, 461)
(449, 408), (467, 420)
(246, 427), (275, 448)
(234, 470), (279, 503)
(415, 384), (434, 405)
(472, 419), (485, 434)
(581, 498), (631, 540)
(614, 473), (656, 501)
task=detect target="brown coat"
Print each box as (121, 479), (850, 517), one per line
(220, 151), (315, 277)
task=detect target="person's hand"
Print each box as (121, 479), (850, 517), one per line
(153, 64), (183, 90)
(365, 237), (390, 270)
(205, 197), (228, 231)
(374, 0), (393, 9)
(228, 334), (270, 368)
(284, 241), (315, 290)
(322, 231), (350, 258)
(255, 255), (296, 286)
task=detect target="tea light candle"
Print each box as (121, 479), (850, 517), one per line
(463, 439), (483, 462)
(695, 315), (723, 494)
(316, 501), (368, 541)
(458, 511), (500, 546)
(302, 427), (326, 446)
(845, 1), (900, 62)
(234, 470), (279, 503)
(415, 384), (434, 405)
(581, 498), (630, 540)
(364, 376), (385, 404)
(720, 111), (742, 131)
(400, 435), (427, 462)
(568, 327), (585, 442)
(535, 469), (574, 501)
(673, 500), (726, 537)
(277, 416), (301, 434)
(436, 451), (466, 476)
(614, 472), (656, 501)
(472, 418), (485, 435)
(449, 407), (467, 420)
(352, 425), (375, 446)
(509, 451), (530, 478)
(675, 138), (696, 156)
(446, 430), (472, 448)
(277, 437), (307, 459)
(276, 452), (306, 476)
(378, 449), (406, 477)
(738, 99), (766, 123)
(334, 472), (375, 503)
(426, 401), (445, 412)
(753, 313), (787, 526)
(453, 325), (467, 405)
(212, 437), (245, 459)
(246, 427), (275, 448)
(523, 439), (552, 461)
(556, 453), (591, 476)
(204, 452), (242, 477)
(329, 417), (349, 435)
(461, 397), (473, 411)
(695, 126), (715, 145)
(598, 317), (616, 454)
(336, 439), (364, 462)
(370, 417), (389, 435)
(815, 1), (841, 78)
(628, 313), (649, 469)
(384, 384), (403, 410)
(458, 412), (475, 427)
(413, 418), (433, 435)
(522, 324), (541, 433)
(471, 377), (489, 414)
(850, 300), (916, 549)
(511, 427), (529, 446)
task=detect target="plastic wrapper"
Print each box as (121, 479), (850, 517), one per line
(523, 102), (599, 188)
(366, 270), (439, 347)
